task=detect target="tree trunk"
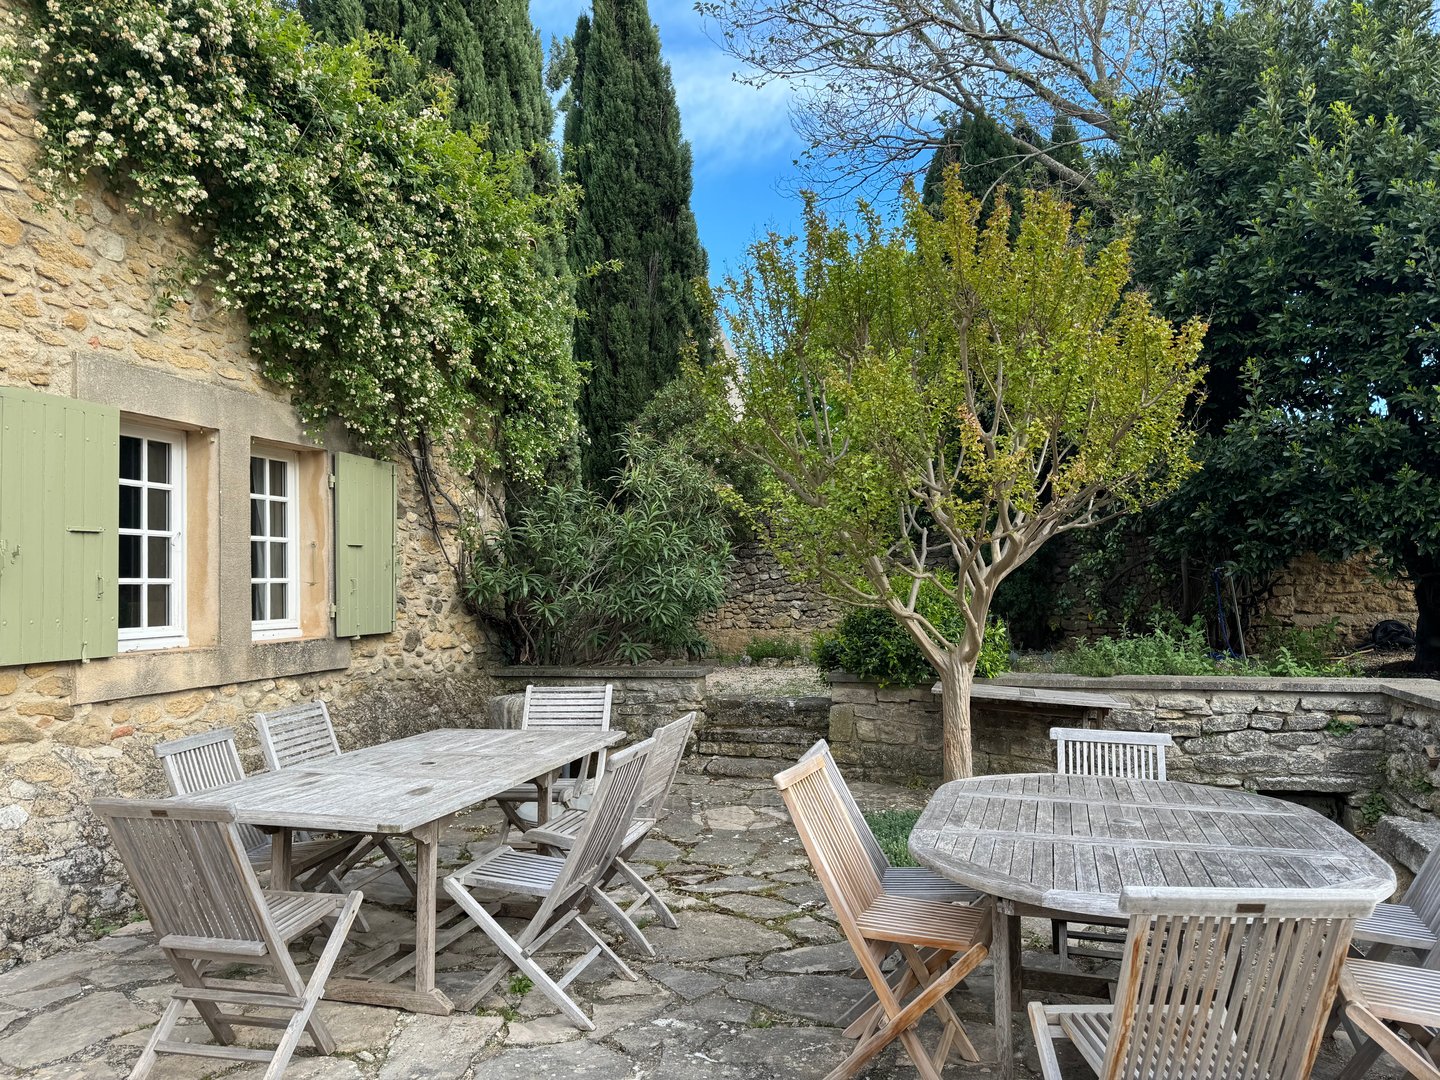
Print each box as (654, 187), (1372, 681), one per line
(937, 658), (976, 781)
(1416, 572), (1440, 672)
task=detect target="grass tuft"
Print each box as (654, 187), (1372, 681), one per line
(863, 808), (921, 868)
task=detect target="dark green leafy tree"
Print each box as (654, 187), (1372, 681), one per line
(921, 115), (1093, 222)
(1124, 0), (1440, 669)
(561, 0), (714, 487)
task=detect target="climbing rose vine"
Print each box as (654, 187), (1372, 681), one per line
(12, 0), (580, 481)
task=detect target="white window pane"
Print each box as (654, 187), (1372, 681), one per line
(147, 487), (169, 531)
(147, 440), (169, 484)
(146, 584), (169, 628)
(148, 536), (169, 580)
(119, 584), (141, 629)
(119, 535), (140, 579)
(269, 459), (287, 497)
(251, 582), (265, 621)
(119, 436), (142, 481)
(120, 486), (141, 530)
(269, 500), (286, 538)
(250, 456), (266, 495)
(270, 583), (287, 619)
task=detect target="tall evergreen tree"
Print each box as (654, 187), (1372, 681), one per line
(921, 114), (1094, 219)
(299, 0), (556, 197)
(562, 0), (713, 487)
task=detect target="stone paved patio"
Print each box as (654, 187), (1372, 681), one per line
(0, 769), (1409, 1079)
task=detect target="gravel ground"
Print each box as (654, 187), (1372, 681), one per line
(705, 663), (831, 699)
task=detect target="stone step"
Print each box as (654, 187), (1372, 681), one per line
(699, 754), (798, 779)
(704, 695), (831, 737)
(696, 724), (825, 749)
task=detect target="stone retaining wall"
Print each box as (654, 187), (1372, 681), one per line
(695, 542), (838, 655)
(490, 666), (707, 742)
(825, 673), (1440, 830)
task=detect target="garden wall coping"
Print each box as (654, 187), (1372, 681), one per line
(962, 672), (1440, 711)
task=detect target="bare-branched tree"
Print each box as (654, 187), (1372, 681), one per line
(700, 0), (1189, 192)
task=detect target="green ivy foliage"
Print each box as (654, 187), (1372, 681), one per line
(465, 435), (731, 665)
(814, 580), (1012, 688)
(21, 0), (580, 482)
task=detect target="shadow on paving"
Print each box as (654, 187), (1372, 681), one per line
(0, 769), (1410, 1079)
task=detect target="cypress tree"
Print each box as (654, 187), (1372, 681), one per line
(299, 0), (555, 192)
(562, 0), (713, 487)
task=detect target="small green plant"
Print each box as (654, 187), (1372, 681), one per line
(749, 1013), (776, 1029)
(1359, 793), (1390, 828)
(744, 635), (809, 662)
(1325, 718), (1357, 737)
(813, 578), (1010, 688)
(862, 809), (922, 868)
(508, 974), (535, 997)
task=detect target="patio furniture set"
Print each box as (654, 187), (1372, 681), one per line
(93, 694), (1440, 1080)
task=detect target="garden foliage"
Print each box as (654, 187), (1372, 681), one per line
(814, 581), (1011, 688)
(1124, 0), (1440, 668)
(1050, 616), (1358, 678)
(466, 436), (730, 665)
(16, 0), (579, 482)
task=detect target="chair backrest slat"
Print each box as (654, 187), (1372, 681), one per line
(800, 739), (891, 879)
(1103, 887), (1368, 1080)
(92, 798), (277, 954)
(521, 684), (614, 787)
(1051, 726), (1172, 781)
(774, 754), (884, 940)
(538, 740), (649, 923)
(154, 729), (267, 853)
(1405, 845), (1440, 928)
(255, 702), (341, 771)
(635, 712), (695, 821)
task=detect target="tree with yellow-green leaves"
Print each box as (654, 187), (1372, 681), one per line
(717, 178), (1207, 779)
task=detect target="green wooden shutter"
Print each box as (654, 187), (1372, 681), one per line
(0, 387), (120, 664)
(334, 452), (397, 638)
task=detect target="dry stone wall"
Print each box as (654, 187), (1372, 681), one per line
(0, 79), (498, 964)
(696, 541), (838, 655)
(824, 672), (1440, 832)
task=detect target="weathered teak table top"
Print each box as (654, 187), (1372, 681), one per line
(212, 727), (622, 835)
(201, 727), (624, 1015)
(910, 773), (1395, 1079)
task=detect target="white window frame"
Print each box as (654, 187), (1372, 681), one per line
(117, 422), (188, 653)
(250, 448), (302, 641)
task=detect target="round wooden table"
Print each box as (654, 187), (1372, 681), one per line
(909, 773), (1396, 1078)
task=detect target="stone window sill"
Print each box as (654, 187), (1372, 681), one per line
(73, 636), (350, 705)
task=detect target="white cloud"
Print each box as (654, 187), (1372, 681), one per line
(669, 50), (801, 173)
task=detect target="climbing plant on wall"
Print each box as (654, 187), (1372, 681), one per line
(6, 0), (580, 484)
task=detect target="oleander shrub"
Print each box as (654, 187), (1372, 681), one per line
(466, 436), (730, 665)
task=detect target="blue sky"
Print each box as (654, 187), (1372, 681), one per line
(529, 0), (808, 286)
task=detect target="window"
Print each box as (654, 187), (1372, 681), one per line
(118, 425), (186, 651)
(250, 450), (299, 639)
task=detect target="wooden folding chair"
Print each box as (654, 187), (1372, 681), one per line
(494, 683), (614, 835)
(93, 798), (363, 1080)
(1050, 726), (1174, 961)
(442, 740), (651, 1030)
(800, 739), (979, 905)
(253, 702), (413, 896)
(155, 728), (365, 896)
(774, 753), (990, 1080)
(525, 712), (696, 942)
(1352, 844), (1440, 963)
(1336, 956), (1440, 1079)
(1029, 886), (1372, 1080)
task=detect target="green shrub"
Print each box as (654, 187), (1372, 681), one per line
(1054, 614), (1360, 678)
(862, 809), (921, 868)
(813, 580), (1011, 688)
(744, 636), (809, 662)
(466, 437), (730, 665)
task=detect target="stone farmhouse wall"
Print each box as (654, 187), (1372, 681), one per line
(826, 672), (1440, 831)
(696, 541), (839, 655)
(0, 83), (498, 964)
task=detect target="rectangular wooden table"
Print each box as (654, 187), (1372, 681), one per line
(203, 727), (623, 1014)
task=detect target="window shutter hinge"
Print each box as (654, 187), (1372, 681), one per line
(329, 602), (337, 619)
(328, 472), (336, 489)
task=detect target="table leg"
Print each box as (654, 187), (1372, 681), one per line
(270, 828), (293, 890)
(992, 899), (1016, 1080)
(534, 769), (557, 826)
(412, 820), (439, 999)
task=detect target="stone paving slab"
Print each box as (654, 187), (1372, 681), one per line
(0, 769), (1412, 1079)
